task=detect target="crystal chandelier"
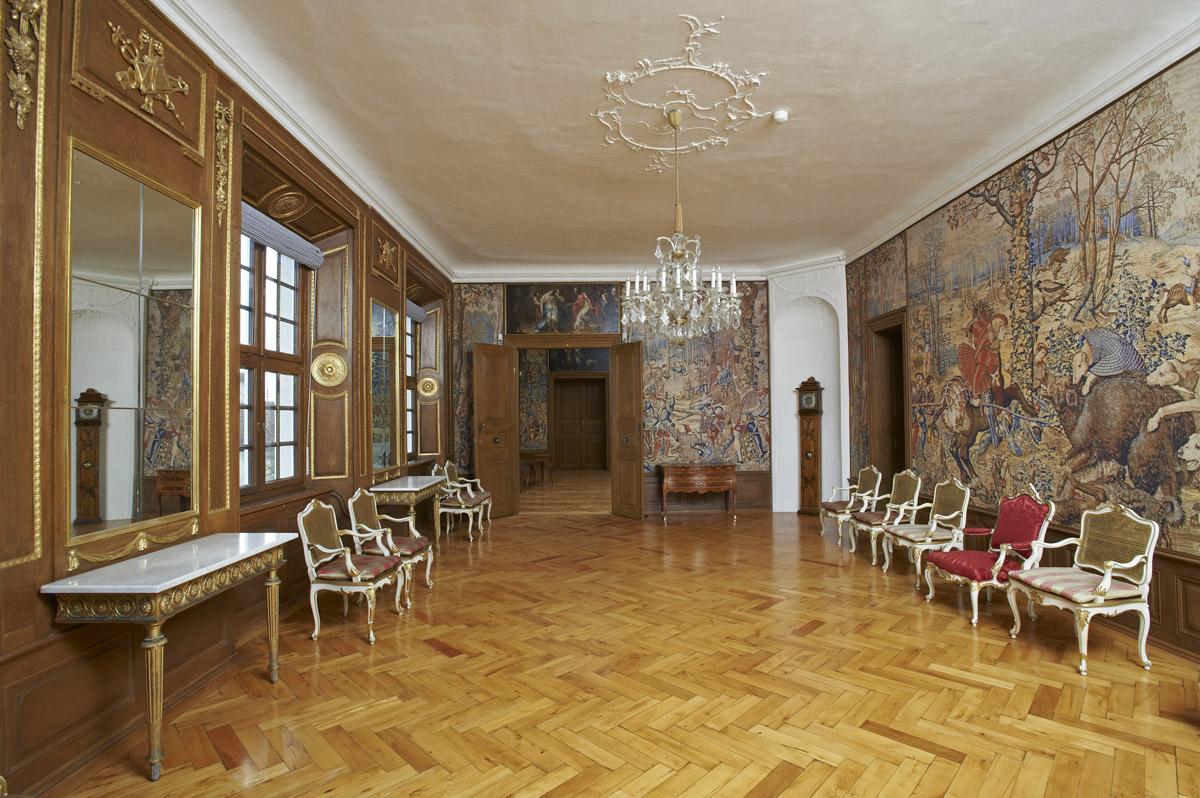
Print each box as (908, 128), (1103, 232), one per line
(620, 109), (741, 343)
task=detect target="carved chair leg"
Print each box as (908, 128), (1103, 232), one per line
(1135, 605), (1152, 670)
(818, 509), (827, 536)
(425, 549), (435, 588)
(1027, 598), (1037, 620)
(882, 536), (893, 572)
(848, 525), (858, 553)
(969, 583), (980, 626)
(1074, 609), (1091, 675)
(486, 500), (493, 528)
(912, 548), (925, 590)
(1007, 587), (1022, 639)
(870, 530), (880, 566)
(310, 588), (322, 641)
(404, 563), (414, 608)
(924, 565), (936, 602)
(467, 511), (475, 542)
(394, 571), (404, 614)
(366, 590), (377, 645)
(342, 593), (349, 617)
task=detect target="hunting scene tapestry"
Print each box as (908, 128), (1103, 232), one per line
(639, 280), (771, 472)
(450, 283), (504, 471)
(518, 348), (549, 451)
(854, 51), (1200, 556)
(847, 234), (908, 472)
(142, 289), (192, 477)
(505, 283), (620, 334)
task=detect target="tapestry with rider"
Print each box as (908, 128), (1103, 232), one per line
(874, 50), (1200, 556)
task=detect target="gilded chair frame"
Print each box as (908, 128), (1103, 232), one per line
(820, 465), (881, 540)
(923, 486), (1055, 626)
(433, 461), (491, 540)
(1007, 503), (1159, 675)
(297, 499), (403, 645)
(881, 477), (971, 587)
(844, 469), (921, 563)
(348, 488), (434, 608)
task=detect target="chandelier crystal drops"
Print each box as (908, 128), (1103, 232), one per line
(620, 109), (741, 343)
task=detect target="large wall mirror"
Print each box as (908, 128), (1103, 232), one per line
(68, 148), (198, 540)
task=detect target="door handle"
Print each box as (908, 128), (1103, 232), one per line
(622, 436), (630, 445)
(492, 436), (500, 444)
(804, 451), (813, 460)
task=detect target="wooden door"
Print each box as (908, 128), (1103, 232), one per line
(473, 343), (519, 517)
(610, 342), (644, 518)
(553, 379), (607, 470)
(868, 311), (908, 485)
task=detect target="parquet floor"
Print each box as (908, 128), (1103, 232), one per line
(54, 512), (1199, 797)
(520, 470), (611, 515)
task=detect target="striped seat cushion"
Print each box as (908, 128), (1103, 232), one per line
(1008, 567), (1142, 603)
(393, 538), (428, 556)
(887, 523), (952, 543)
(442, 491), (486, 508)
(821, 500), (851, 513)
(316, 554), (401, 581)
(851, 511), (886, 525)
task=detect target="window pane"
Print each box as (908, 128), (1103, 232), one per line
(280, 286), (295, 321)
(279, 409), (295, 443)
(265, 446), (277, 482)
(280, 257), (295, 286)
(279, 321), (296, 354)
(265, 247), (279, 279)
(239, 309), (252, 345)
(265, 317), (277, 350)
(239, 449), (250, 487)
(278, 445), (295, 479)
(239, 269), (252, 307)
(239, 410), (251, 446)
(265, 407), (277, 445)
(265, 372), (277, 407)
(239, 368), (250, 405)
(279, 374), (296, 406)
(264, 281), (277, 315)
(240, 235), (252, 267)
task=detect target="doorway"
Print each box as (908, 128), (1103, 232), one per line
(552, 377), (608, 470)
(867, 309), (908, 486)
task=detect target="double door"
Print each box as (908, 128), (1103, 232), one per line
(553, 377), (607, 470)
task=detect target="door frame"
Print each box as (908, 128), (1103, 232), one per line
(865, 307), (910, 474)
(548, 373), (611, 471)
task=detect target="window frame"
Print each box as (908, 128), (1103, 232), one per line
(404, 315), (421, 460)
(239, 234), (307, 495)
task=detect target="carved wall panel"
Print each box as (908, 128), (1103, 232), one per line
(309, 392), (348, 480)
(69, 0), (207, 163)
(241, 147), (347, 241)
(371, 217), (400, 286)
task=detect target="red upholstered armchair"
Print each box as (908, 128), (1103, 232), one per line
(923, 487), (1055, 626)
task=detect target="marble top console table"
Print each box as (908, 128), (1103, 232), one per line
(370, 474), (445, 545)
(41, 532), (296, 781)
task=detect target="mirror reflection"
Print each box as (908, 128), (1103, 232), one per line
(69, 149), (196, 537)
(370, 301), (400, 471)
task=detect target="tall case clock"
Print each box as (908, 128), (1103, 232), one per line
(74, 388), (106, 525)
(796, 378), (822, 515)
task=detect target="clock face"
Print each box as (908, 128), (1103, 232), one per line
(77, 405), (100, 421)
(800, 392), (817, 409)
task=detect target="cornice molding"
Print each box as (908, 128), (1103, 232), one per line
(842, 17), (1200, 264)
(152, 0), (462, 282)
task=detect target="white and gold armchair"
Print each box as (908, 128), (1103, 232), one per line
(881, 477), (971, 587)
(1007, 503), (1159, 675)
(819, 465), (882, 541)
(297, 499), (404, 645)
(349, 488), (434, 609)
(844, 469), (921, 564)
(432, 461), (492, 540)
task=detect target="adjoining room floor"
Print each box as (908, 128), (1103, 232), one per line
(56, 513), (1199, 797)
(520, 469), (611, 515)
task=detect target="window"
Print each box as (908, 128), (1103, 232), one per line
(405, 315), (420, 458)
(239, 234), (305, 491)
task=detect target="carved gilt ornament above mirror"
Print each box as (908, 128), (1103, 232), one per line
(107, 21), (188, 125)
(594, 15), (771, 172)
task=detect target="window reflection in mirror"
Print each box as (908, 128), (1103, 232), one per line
(69, 149), (196, 538)
(370, 301), (400, 471)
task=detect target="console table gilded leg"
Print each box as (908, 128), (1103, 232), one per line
(142, 623), (167, 781)
(433, 495), (442, 547)
(266, 567), (281, 683)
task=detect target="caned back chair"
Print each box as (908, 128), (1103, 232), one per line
(846, 469), (921, 564)
(820, 465), (882, 540)
(297, 499), (403, 644)
(433, 460), (492, 540)
(348, 488), (434, 607)
(881, 478), (970, 587)
(1007, 504), (1159, 675)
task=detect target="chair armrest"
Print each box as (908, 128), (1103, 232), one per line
(825, 485), (853, 501)
(1030, 537), (1080, 552)
(963, 527), (993, 537)
(991, 543), (1013, 577)
(310, 544), (357, 576)
(1097, 554), (1148, 596)
(932, 511), (963, 522)
(378, 513), (421, 538)
(873, 492), (892, 503)
(910, 501), (932, 512)
(351, 523), (396, 555)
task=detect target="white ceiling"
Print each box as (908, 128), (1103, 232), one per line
(162, 0), (1200, 281)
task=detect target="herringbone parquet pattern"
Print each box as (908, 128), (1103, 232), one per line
(54, 512), (1199, 797)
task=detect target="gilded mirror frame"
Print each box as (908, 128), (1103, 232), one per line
(63, 138), (203, 555)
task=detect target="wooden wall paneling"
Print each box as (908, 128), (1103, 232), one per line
(418, 300), (445, 457)
(365, 211), (407, 482)
(309, 231), (353, 487)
